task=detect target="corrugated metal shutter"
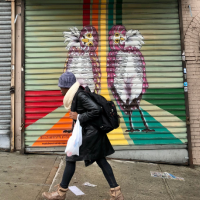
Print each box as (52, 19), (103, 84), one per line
(0, 0), (11, 150)
(24, 0), (188, 163)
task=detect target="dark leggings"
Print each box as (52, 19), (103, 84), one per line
(60, 158), (118, 189)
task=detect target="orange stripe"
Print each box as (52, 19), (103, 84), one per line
(92, 0), (99, 31)
(32, 112), (73, 147)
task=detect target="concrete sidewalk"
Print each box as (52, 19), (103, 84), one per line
(0, 152), (61, 200)
(0, 152), (200, 200)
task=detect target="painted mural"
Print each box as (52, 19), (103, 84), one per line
(63, 26), (101, 93)
(25, 0), (187, 148)
(107, 25), (154, 133)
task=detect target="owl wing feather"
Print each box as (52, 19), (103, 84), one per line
(89, 52), (101, 94)
(137, 49), (149, 94)
(64, 46), (82, 72)
(63, 27), (81, 50)
(124, 29), (147, 94)
(120, 46), (148, 111)
(106, 48), (148, 113)
(124, 46), (148, 94)
(107, 50), (128, 112)
(106, 50), (118, 88)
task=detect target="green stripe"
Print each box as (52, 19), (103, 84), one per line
(108, 0), (114, 52)
(116, 0), (122, 25)
(144, 89), (186, 120)
(118, 105), (184, 145)
(132, 109), (183, 145)
(108, 0), (114, 31)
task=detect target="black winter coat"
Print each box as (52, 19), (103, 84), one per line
(66, 86), (115, 166)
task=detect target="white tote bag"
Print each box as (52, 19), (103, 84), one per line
(65, 115), (82, 157)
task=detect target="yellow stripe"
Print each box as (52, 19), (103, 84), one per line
(99, 0), (128, 145)
(100, 1), (110, 100)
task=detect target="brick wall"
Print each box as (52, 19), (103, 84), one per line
(182, 0), (200, 165)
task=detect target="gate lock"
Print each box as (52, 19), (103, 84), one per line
(20, 123), (25, 131)
(10, 86), (15, 94)
(186, 117), (190, 125)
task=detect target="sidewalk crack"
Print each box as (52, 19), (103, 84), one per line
(158, 164), (175, 200)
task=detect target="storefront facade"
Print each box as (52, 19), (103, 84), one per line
(16, 0), (191, 165)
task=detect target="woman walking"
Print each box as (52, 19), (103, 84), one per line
(42, 72), (124, 200)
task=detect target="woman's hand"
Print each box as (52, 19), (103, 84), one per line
(70, 112), (78, 120)
(63, 129), (72, 133)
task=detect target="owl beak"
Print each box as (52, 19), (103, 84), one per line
(82, 39), (89, 43)
(120, 37), (125, 41)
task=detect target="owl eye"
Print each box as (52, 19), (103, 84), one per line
(86, 33), (92, 38)
(115, 39), (120, 44)
(88, 42), (93, 46)
(115, 33), (119, 37)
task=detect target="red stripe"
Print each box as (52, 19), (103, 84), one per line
(83, 0), (90, 26)
(25, 90), (62, 96)
(92, 0), (99, 56)
(25, 90), (64, 128)
(25, 96), (63, 102)
(25, 107), (62, 114)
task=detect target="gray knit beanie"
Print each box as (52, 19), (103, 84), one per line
(58, 71), (76, 88)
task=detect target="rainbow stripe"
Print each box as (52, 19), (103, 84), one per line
(82, 0), (128, 145)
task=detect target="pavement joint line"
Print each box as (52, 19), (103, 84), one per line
(35, 156), (63, 200)
(0, 181), (50, 186)
(0, 154), (58, 158)
(49, 156), (65, 192)
(44, 156), (62, 185)
(158, 164), (175, 200)
(111, 159), (158, 166)
(111, 159), (136, 164)
(0, 165), (55, 168)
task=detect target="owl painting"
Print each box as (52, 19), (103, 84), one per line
(63, 26), (101, 93)
(107, 25), (154, 132)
